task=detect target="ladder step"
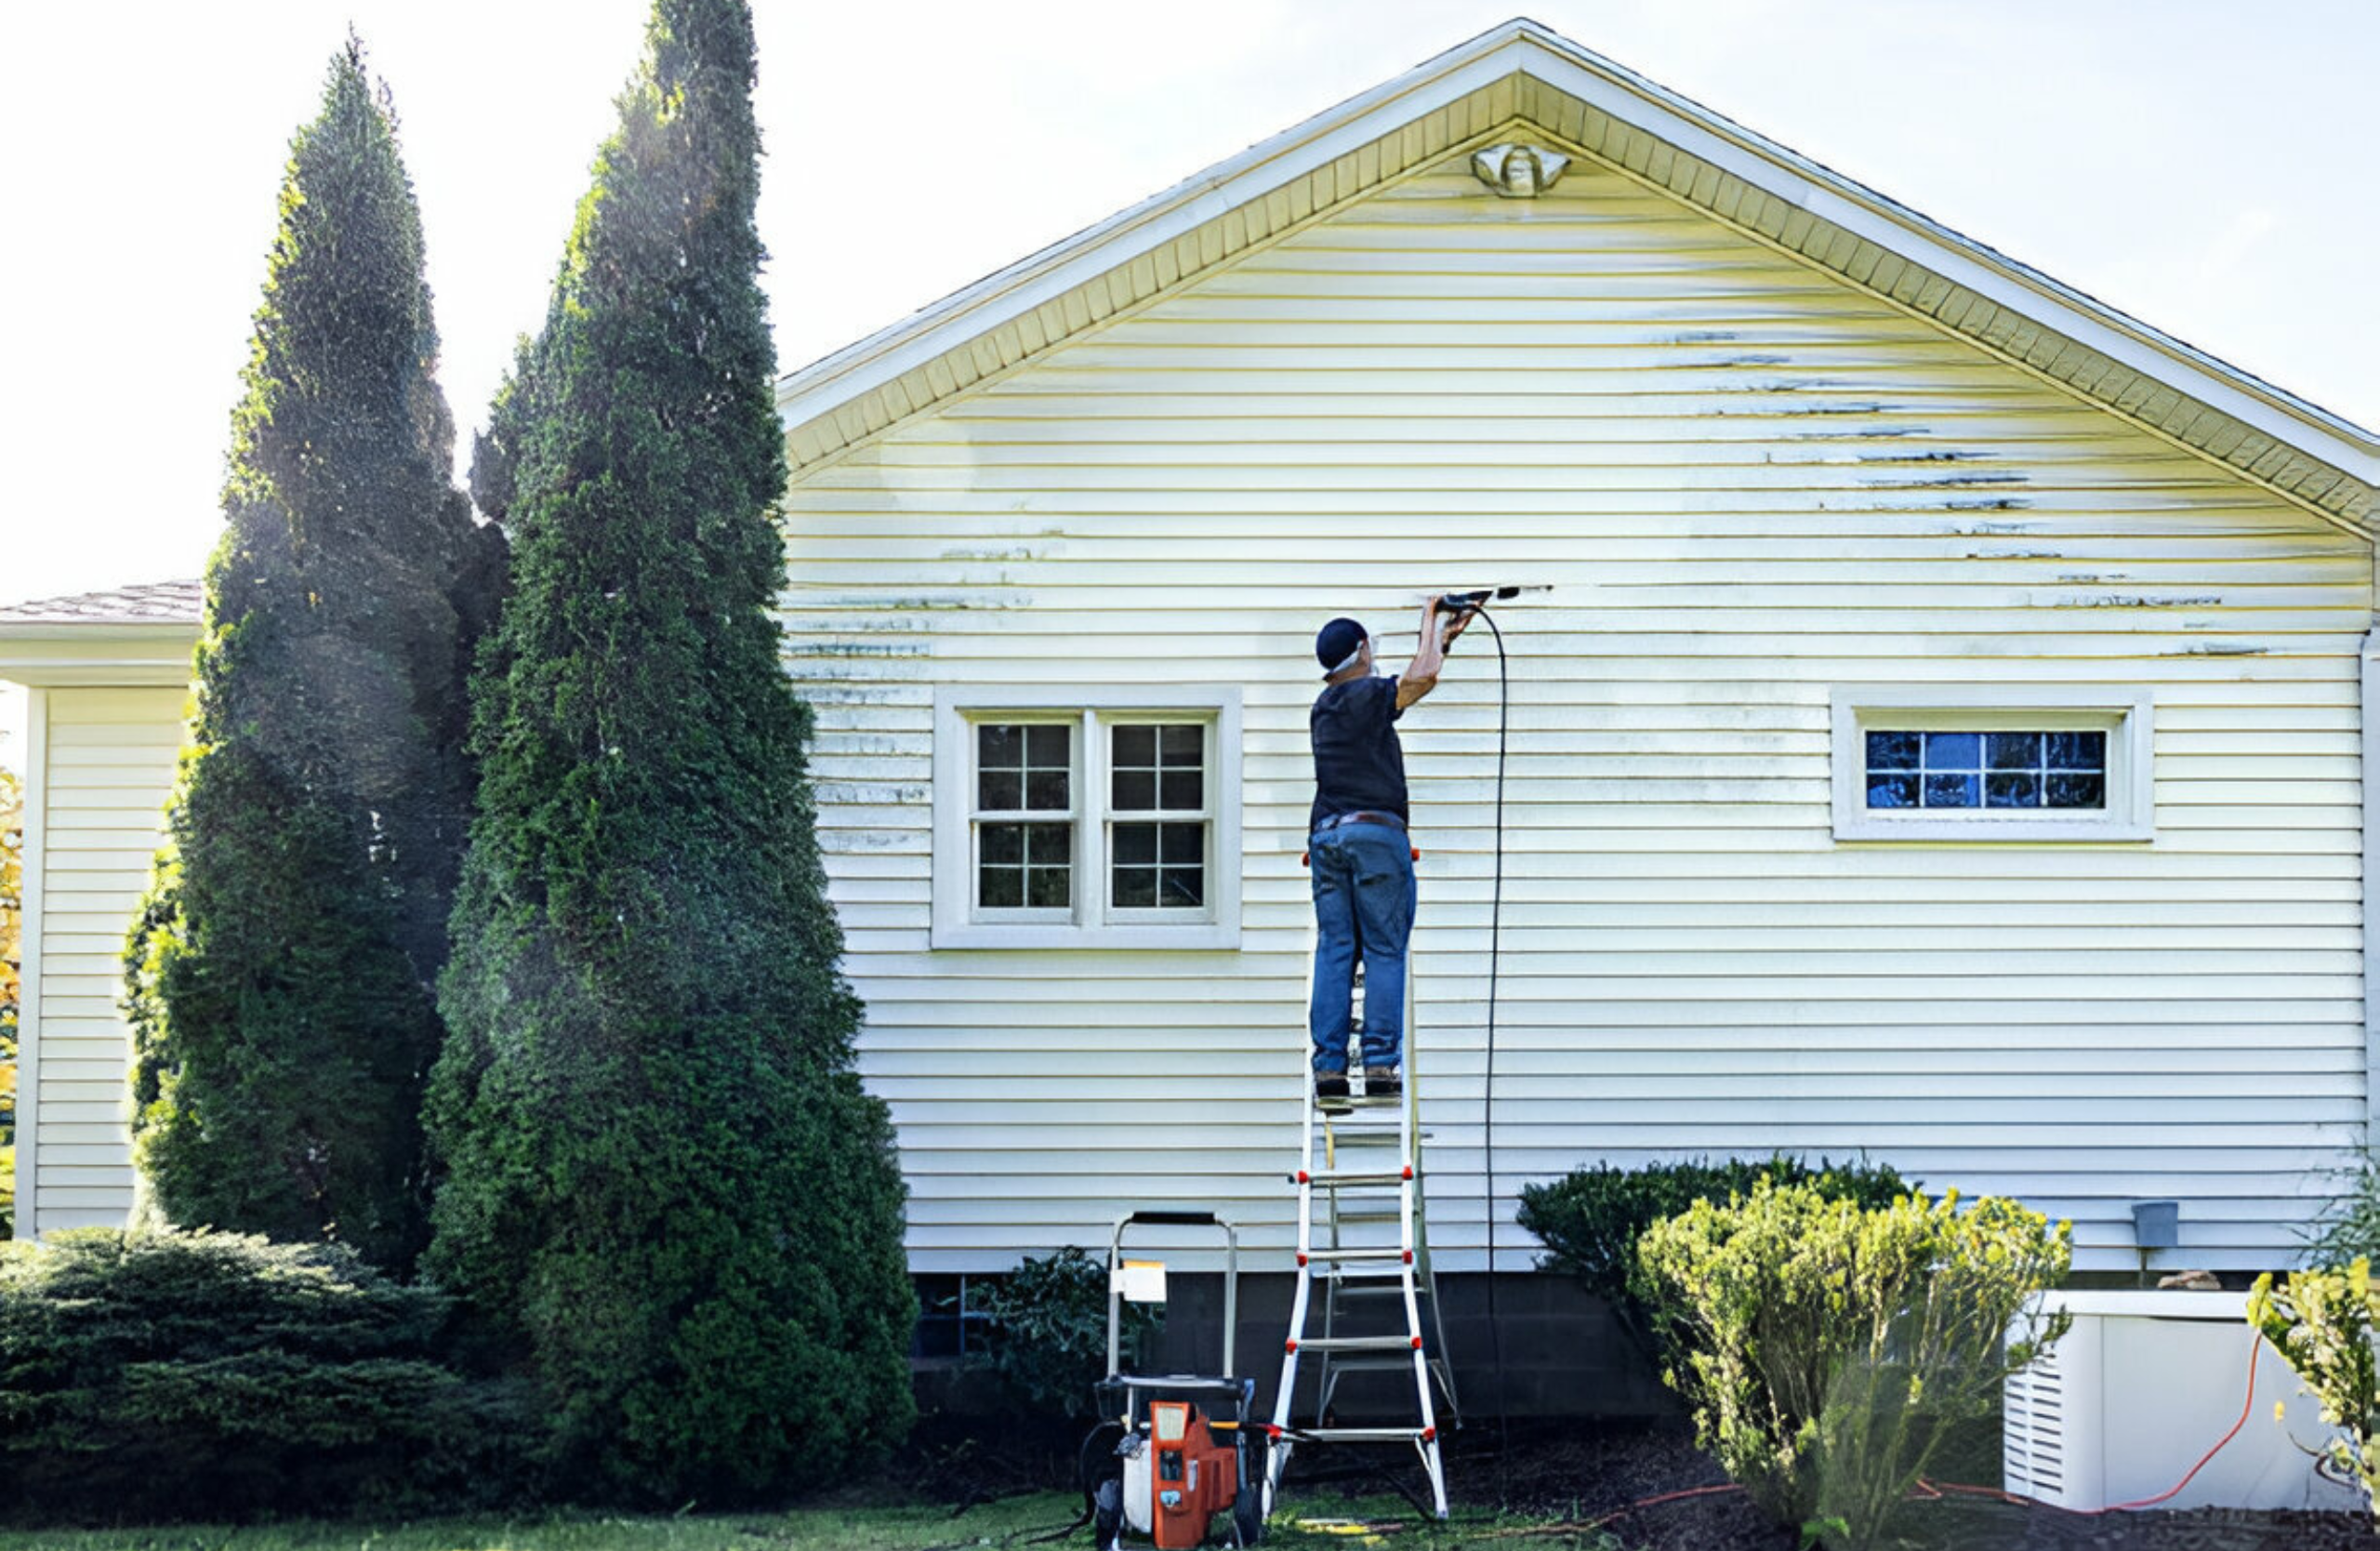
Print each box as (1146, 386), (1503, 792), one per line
(1302, 1170), (1408, 1187)
(1294, 1335), (1417, 1354)
(1329, 1281), (1414, 1301)
(1304, 1246), (1408, 1263)
(1289, 1427), (1434, 1444)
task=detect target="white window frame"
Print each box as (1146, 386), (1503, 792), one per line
(1830, 685), (2154, 843)
(932, 686), (1242, 949)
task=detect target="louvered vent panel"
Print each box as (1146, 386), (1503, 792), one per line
(2003, 1341), (2066, 1499)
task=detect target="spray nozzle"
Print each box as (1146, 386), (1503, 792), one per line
(1430, 585), (1549, 614)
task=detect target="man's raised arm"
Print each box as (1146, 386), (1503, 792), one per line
(1396, 601), (1469, 709)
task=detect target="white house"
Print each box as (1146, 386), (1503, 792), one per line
(7, 21), (2377, 1289)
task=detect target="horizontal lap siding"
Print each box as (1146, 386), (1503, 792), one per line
(33, 688), (182, 1229)
(781, 154), (2370, 1273)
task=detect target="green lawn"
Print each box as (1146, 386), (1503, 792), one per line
(0, 1492), (1608, 1551)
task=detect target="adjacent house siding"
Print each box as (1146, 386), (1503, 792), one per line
(780, 144), (2372, 1274)
(26, 686), (181, 1233)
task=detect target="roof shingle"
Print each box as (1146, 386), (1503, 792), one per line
(0, 579), (205, 625)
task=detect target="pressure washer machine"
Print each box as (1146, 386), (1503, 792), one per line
(1085, 1211), (1266, 1550)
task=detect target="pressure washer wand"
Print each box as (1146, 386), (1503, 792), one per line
(1428, 584), (1552, 615)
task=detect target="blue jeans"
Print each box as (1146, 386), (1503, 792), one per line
(1308, 821), (1415, 1073)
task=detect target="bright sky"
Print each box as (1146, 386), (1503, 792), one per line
(0, 0), (2373, 763)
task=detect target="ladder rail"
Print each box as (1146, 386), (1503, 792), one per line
(1271, 919), (1451, 1519)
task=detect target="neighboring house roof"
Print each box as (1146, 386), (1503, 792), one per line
(0, 579), (204, 625)
(0, 580), (202, 687)
(774, 16), (2379, 531)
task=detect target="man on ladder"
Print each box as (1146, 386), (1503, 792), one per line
(1306, 602), (1468, 1109)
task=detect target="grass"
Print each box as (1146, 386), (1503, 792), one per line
(0, 1492), (1616, 1551)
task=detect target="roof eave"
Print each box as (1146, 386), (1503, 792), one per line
(0, 620), (200, 688)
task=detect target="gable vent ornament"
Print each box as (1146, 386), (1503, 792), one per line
(1472, 142), (1569, 198)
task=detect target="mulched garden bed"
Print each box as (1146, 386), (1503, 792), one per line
(1426, 1421), (2379, 1550)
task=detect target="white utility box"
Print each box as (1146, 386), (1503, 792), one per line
(2003, 1289), (2363, 1512)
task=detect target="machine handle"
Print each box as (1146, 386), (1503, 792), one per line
(1128, 1210), (1219, 1226)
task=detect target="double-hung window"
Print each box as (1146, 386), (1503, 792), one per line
(933, 688), (1242, 948)
(1830, 686), (2153, 842)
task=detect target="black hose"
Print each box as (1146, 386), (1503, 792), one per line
(1472, 604), (1512, 1480)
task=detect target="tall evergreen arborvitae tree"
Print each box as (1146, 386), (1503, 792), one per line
(425, 0), (914, 1501)
(124, 42), (500, 1271)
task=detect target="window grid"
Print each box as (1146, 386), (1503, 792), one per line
(1866, 728), (2108, 812)
(1109, 722), (1210, 911)
(972, 721), (1075, 912)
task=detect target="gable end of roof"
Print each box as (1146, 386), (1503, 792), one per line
(774, 19), (2376, 530)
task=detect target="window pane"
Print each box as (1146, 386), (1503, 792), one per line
(1115, 823), (1157, 866)
(1986, 772), (2041, 808)
(979, 866), (1022, 908)
(1866, 730), (1921, 771)
(1986, 733), (2042, 770)
(1025, 768), (1071, 810)
(1924, 772), (1979, 807)
(1112, 868), (1157, 908)
(1867, 773), (1919, 809)
(1113, 768), (1157, 809)
(1025, 823), (1072, 867)
(1159, 769), (1204, 810)
(1160, 823), (1203, 866)
(1159, 724), (1203, 762)
(978, 723), (1020, 768)
(1026, 865), (1071, 908)
(1160, 866), (1204, 908)
(2047, 772), (2106, 808)
(978, 769), (1022, 810)
(1025, 723), (1071, 768)
(2047, 731), (2106, 770)
(1923, 732), (1980, 770)
(1113, 724), (1155, 766)
(982, 824), (1023, 866)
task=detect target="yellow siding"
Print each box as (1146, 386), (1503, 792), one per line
(782, 150), (2372, 1273)
(29, 687), (181, 1231)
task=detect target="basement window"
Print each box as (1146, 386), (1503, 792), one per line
(1830, 687), (2152, 842)
(933, 688), (1242, 949)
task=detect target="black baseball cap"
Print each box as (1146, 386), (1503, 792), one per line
(1316, 616), (1367, 674)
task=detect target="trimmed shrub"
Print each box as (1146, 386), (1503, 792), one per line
(2249, 1259), (2380, 1513)
(973, 1247), (1162, 1419)
(424, 0), (915, 1505)
(121, 38), (500, 1272)
(1636, 1179), (2069, 1549)
(0, 1228), (533, 1522)
(1515, 1153), (1911, 1359)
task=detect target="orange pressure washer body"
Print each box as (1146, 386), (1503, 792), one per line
(1146, 1399), (1241, 1550)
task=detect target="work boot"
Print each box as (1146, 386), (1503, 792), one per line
(1315, 1073), (1351, 1110)
(1363, 1067), (1402, 1102)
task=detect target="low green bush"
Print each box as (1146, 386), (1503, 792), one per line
(1515, 1153), (1911, 1359)
(972, 1246), (1161, 1419)
(2248, 1258), (2380, 1513)
(1636, 1179), (2069, 1551)
(0, 1227), (536, 1522)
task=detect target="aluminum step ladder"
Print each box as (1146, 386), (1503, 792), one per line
(1265, 958), (1457, 1518)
